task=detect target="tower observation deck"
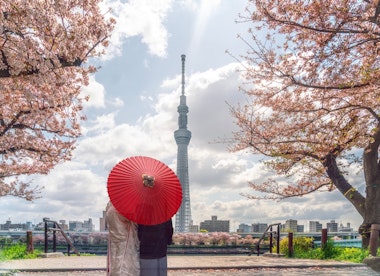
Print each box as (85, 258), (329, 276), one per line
(174, 54), (192, 232)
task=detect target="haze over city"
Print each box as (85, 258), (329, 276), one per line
(0, 0), (364, 231)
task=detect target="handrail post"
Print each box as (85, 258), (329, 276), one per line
(321, 228), (328, 248)
(276, 224), (280, 254)
(44, 218), (48, 253)
(269, 226), (273, 253)
(26, 231), (34, 254)
(53, 222), (57, 252)
(288, 232), (293, 257)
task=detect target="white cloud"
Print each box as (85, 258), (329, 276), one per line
(81, 75), (106, 108)
(109, 97), (124, 108)
(101, 0), (174, 59)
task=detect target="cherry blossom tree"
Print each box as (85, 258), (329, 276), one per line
(231, 0), (380, 249)
(0, 0), (114, 200)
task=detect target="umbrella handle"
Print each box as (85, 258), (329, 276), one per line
(142, 174), (155, 188)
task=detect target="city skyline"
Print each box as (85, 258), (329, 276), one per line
(0, 0), (364, 232)
(0, 215), (356, 234)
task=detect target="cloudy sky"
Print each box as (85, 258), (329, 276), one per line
(0, 0), (363, 232)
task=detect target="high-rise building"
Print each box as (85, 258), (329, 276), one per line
(174, 54), (192, 232)
(238, 223), (252, 233)
(69, 221), (83, 231)
(0, 219), (27, 231)
(69, 218), (94, 232)
(99, 209), (107, 231)
(84, 218), (94, 232)
(309, 221), (322, 232)
(252, 223), (268, 233)
(338, 222), (353, 232)
(297, 225), (305, 233)
(200, 216), (230, 232)
(188, 220), (199, 233)
(327, 220), (338, 232)
(59, 220), (68, 231)
(284, 219), (298, 233)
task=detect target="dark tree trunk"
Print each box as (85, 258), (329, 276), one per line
(323, 154), (365, 217)
(362, 127), (380, 255)
(359, 223), (371, 249)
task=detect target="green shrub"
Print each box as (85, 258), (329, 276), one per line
(300, 245), (369, 263)
(276, 236), (314, 257)
(0, 244), (41, 261)
(332, 247), (369, 263)
(314, 240), (340, 259)
(276, 237), (373, 263)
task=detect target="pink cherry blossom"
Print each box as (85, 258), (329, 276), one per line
(232, 0), (380, 247)
(0, 0), (114, 200)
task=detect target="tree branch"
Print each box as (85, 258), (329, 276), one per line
(0, 57), (83, 78)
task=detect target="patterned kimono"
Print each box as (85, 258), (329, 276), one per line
(106, 201), (140, 276)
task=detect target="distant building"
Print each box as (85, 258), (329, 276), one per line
(0, 219), (27, 231)
(327, 220), (338, 232)
(59, 220), (68, 231)
(297, 225), (304, 233)
(26, 222), (33, 230)
(237, 223), (251, 233)
(84, 218), (94, 232)
(252, 223), (268, 233)
(69, 218), (94, 232)
(34, 222), (45, 231)
(309, 221), (322, 232)
(338, 222), (353, 232)
(284, 219), (298, 233)
(99, 209), (107, 231)
(188, 222), (199, 233)
(200, 216), (230, 232)
(69, 221), (82, 231)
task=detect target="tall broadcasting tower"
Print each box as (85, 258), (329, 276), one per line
(174, 54), (192, 232)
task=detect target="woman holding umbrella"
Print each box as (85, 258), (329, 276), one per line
(106, 201), (140, 275)
(107, 156), (183, 276)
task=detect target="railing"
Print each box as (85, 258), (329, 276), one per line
(43, 218), (80, 256)
(250, 223), (281, 256)
(314, 239), (362, 248)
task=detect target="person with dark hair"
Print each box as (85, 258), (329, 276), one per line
(138, 219), (173, 276)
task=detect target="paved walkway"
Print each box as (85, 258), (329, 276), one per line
(0, 254), (366, 273)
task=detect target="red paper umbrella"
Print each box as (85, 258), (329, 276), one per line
(107, 156), (182, 225)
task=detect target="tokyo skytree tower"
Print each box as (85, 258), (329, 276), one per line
(174, 54), (192, 232)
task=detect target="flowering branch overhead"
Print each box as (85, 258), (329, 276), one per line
(232, 0), (380, 242)
(0, 0), (115, 200)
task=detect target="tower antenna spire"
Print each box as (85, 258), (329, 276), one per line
(181, 54), (186, 96)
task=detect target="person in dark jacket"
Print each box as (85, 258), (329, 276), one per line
(138, 219), (173, 276)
